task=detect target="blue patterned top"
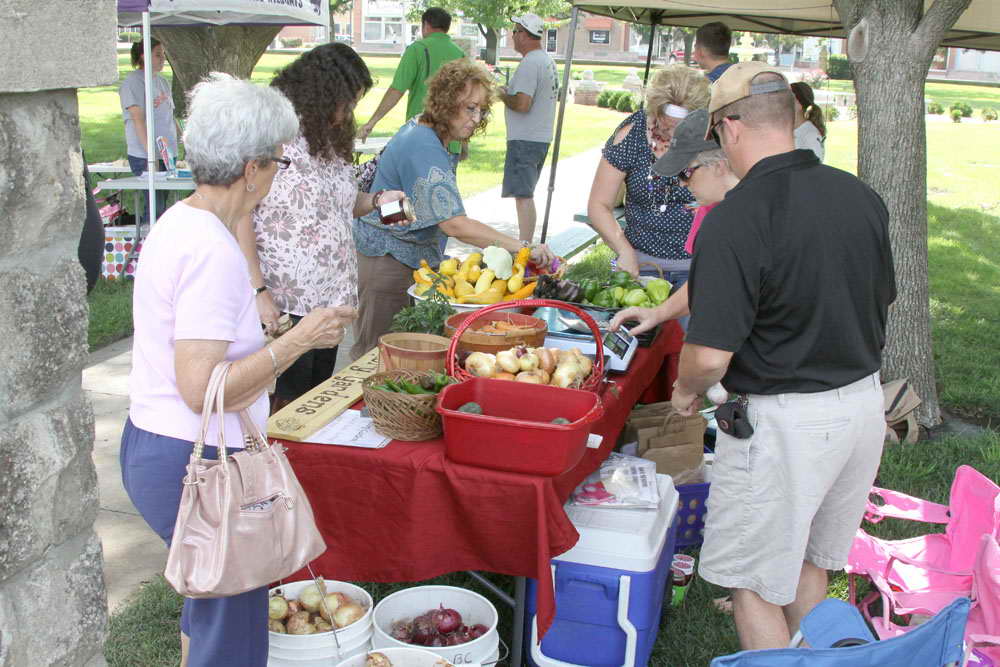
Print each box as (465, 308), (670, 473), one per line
(603, 110), (696, 260)
(354, 120), (463, 269)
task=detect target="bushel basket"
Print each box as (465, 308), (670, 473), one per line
(362, 370), (443, 442)
(446, 299), (605, 393)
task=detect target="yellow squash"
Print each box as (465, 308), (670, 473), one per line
(455, 252), (482, 282)
(438, 258), (459, 276)
(473, 269), (496, 294)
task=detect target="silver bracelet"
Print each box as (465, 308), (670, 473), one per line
(266, 344), (279, 379)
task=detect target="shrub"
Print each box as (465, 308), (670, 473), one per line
(616, 93), (637, 113)
(927, 101), (944, 115)
(825, 54), (852, 80)
(280, 37), (303, 48)
(802, 69), (828, 89)
(847, 105), (858, 120)
(950, 101), (973, 118)
(572, 71), (582, 80)
(596, 90), (613, 108)
(824, 105), (840, 122)
(951, 108), (963, 123)
(982, 107), (998, 122)
(119, 31), (141, 43)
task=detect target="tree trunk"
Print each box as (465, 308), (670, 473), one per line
(683, 31), (694, 65)
(483, 26), (499, 65)
(153, 25), (281, 118)
(833, 0), (971, 427)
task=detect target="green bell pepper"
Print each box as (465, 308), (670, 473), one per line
(623, 287), (649, 307)
(579, 278), (602, 303)
(610, 270), (634, 288)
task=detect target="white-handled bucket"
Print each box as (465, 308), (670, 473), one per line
(371, 585), (499, 665)
(267, 580), (374, 665)
(335, 647), (448, 667)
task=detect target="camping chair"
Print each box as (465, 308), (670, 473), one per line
(845, 465), (1000, 638)
(93, 186), (123, 226)
(709, 596), (970, 666)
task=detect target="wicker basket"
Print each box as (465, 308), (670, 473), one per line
(442, 311), (547, 355)
(362, 370), (444, 441)
(446, 299), (606, 393)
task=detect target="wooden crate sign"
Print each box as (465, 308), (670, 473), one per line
(266, 348), (380, 441)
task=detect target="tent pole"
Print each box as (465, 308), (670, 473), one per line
(539, 6), (579, 244)
(143, 11), (157, 228)
(642, 11), (662, 85)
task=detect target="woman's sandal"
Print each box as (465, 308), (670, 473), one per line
(713, 595), (733, 614)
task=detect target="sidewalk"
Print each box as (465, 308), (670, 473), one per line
(89, 146), (605, 613)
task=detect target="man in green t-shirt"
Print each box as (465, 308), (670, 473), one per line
(358, 7), (466, 142)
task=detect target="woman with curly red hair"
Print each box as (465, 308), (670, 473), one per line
(351, 58), (555, 360)
(238, 43), (405, 406)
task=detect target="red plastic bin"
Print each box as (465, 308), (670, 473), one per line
(436, 378), (604, 476)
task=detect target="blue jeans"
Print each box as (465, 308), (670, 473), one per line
(127, 155), (169, 225)
(120, 419), (268, 667)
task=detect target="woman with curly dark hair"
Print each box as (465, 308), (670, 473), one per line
(351, 58), (555, 360)
(237, 43), (405, 406)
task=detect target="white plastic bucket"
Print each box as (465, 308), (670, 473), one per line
(335, 647), (447, 667)
(267, 580), (374, 665)
(371, 585), (499, 665)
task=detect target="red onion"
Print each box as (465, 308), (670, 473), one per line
(410, 614), (436, 645)
(469, 624), (488, 639)
(390, 620), (412, 642)
(432, 604), (463, 634)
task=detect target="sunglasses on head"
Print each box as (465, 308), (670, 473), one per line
(272, 156), (292, 170)
(678, 164), (703, 182)
(709, 114), (741, 144)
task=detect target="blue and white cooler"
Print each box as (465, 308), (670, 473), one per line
(525, 474), (679, 667)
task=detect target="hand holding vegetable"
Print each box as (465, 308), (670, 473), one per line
(529, 243), (557, 270)
(614, 248), (640, 278)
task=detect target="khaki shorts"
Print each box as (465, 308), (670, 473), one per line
(698, 373), (885, 606)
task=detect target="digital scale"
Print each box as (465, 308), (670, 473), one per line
(545, 326), (639, 373)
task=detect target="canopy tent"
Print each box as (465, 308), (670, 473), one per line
(538, 0), (1000, 241)
(116, 0), (329, 223)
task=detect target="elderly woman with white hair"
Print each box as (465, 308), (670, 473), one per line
(587, 65), (710, 285)
(120, 74), (355, 667)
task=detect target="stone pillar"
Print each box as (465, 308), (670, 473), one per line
(0, 2), (118, 665)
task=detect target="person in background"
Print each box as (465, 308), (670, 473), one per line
(586, 64), (710, 303)
(357, 7), (465, 142)
(351, 59), (555, 360)
(237, 43), (405, 407)
(499, 13), (559, 243)
(791, 81), (826, 160)
(609, 109), (738, 333)
(119, 38), (180, 224)
(694, 22), (733, 82)
(121, 73), (355, 667)
(672, 62), (895, 651)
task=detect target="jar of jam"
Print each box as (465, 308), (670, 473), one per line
(378, 196), (415, 224)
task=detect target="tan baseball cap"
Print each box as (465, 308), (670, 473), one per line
(706, 61), (790, 138)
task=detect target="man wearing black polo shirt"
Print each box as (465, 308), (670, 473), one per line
(670, 62), (896, 651)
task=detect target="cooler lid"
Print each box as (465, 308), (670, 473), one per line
(558, 474), (679, 572)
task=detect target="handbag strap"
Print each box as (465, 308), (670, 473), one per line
(191, 361), (232, 462)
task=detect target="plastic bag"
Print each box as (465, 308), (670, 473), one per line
(571, 453), (660, 509)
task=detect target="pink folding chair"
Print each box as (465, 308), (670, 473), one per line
(845, 465), (1000, 639)
(967, 533), (1000, 665)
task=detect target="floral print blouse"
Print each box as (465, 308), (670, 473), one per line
(252, 134), (359, 316)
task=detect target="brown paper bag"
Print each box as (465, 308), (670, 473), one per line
(642, 442), (704, 478)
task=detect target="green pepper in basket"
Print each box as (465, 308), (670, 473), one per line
(401, 380), (435, 395)
(611, 286), (626, 307)
(591, 288), (618, 309)
(623, 287), (649, 308)
(383, 379), (403, 392)
(610, 270), (633, 288)
(644, 278), (672, 305)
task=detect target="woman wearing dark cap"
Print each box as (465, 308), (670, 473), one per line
(791, 81), (826, 161)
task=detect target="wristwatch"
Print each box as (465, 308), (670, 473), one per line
(254, 285), (268, 296)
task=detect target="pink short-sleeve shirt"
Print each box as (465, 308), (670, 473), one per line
(129, 202), (268, 446)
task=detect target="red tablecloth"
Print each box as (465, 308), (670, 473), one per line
(281, 322), (682, 641)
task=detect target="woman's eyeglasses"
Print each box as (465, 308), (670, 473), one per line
(678, 164), (703, 183)
(272, 156), (292, 170)
(709, 114), (741, 144)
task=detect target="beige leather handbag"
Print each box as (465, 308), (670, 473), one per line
(165, 361), (326, 598)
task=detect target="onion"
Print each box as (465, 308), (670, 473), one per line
(535, 369), (550, 384)
(516, 370), (544, 383)
(551, 364), (579, 388)
(496, 349), (520, 374)
(286, 610), (315, 635)
(536, 348), (555, 374)
(390, 619), (412, 642)
(572, 348), (593, 376)
(366, 654), (393, 667)
(410, 613), (436, 645)
(268, 595), (289, 620)
(268, 619), (286, 634)
(494, 371), (517, 381)
(299, 583), (323, 612)
(469, 623), (489, 639)
(465, 352), (497, 378)
(432, 604), (463, 634)
(518, 351), (539, 372)
(319, 592), (348, 621)
(314, 618), (334, 633)
(333, 602), (365, 629)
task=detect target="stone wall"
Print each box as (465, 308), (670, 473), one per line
(0, 1), (118, 665)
